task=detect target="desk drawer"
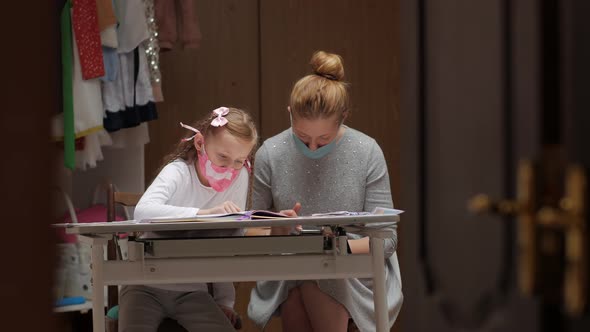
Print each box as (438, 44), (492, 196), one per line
(142, 235), (325, 258)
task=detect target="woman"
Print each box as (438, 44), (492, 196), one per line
(247, 51), (403, 332)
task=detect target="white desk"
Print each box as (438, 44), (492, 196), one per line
(61, 214), (398, 332)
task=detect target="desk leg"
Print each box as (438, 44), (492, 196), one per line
(370, 237), (389, 332)
(91, 243), (106, 332)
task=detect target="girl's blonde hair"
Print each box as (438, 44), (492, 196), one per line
(161, 107), (258, 169)
(289, 51), (350, 121)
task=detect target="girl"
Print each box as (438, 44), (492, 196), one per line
(120, 107), (258, 332)
(247, 51), (403, 332)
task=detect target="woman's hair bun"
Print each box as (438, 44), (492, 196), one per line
(310, 51), (344, 81)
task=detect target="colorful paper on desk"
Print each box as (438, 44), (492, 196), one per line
(311, 211), (372, 216)
(311, 207), (404, 217)
(371, 207), (405, 215)
(142, 210), (289, 223)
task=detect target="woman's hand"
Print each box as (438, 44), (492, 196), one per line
(271, 202), (302, 235)
(198, 201), (241, 215)
(280, 202), (301, 217)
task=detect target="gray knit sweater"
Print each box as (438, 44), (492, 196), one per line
(247, 126), (403, 332)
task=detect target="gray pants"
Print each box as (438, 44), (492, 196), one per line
(119, 285), (235, 332)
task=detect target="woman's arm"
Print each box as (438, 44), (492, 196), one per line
(251, 144), (274, 211)
(364, 141), (394, 212)
(349, 141), (398, 256)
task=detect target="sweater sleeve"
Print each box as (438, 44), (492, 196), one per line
(363, 140), (394, 213)
(134, 162), (199, 221)
(251, 143), (274, 211)
(355, 140), (398, 258)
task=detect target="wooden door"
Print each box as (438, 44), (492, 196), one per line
(2, 1), (61, 331)
(400, 0), (590, 331)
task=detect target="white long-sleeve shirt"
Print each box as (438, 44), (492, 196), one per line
(134, 159), (249, 308)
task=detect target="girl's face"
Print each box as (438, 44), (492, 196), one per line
(290, 111), (343, 151)
(197, 129), (255, 170)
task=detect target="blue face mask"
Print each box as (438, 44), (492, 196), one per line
(292, 132), (338, 159)
(290, 113), (339, 159)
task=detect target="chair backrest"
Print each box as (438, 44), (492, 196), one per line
(114, 192), (143, 207)
(107, 183), (142, 223)
(106, 183), (143, 311)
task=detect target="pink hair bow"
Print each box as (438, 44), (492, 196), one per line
(211, 107), (229, 127)
(180, 122), (200, 142)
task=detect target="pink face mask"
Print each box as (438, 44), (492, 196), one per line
(180, 115), (250, 192)
(197, 146), (240, 192)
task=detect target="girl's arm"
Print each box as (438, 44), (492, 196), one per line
(134, 162), (199, 221)
(212, 282), (236, 308)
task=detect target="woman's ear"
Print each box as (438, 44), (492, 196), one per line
(287, 106), (291, 114)
(193, 132), (205, 152)
(341, 111), (349, 123)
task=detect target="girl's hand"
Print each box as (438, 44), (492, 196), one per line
(271, 202), (302, 235)
(218, 305), (240, 328)
(198, 201), (241, 215)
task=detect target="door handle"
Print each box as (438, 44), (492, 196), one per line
(536, 165), (587, 316)
(468, 160), (537, 296)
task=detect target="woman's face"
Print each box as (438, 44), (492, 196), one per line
(290, 112), (342, 151)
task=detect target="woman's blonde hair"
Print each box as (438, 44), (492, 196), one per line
(161, 107), (258, 169)
(289, 51), (350, 121)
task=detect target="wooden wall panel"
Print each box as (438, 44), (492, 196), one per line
(145, 0), (260, 183)
(259, 0), (401, 202)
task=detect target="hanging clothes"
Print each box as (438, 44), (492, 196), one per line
(72, 0), (105, 80)
(75, 130), (113, 171)
(115, 0), (149, 53)
(71, 18), (105, 137)
(98, 0), (118, 49)
(60, 0), (75, 169)
(53, 3), (105, 146)
(102, 0), (157, 133)
(154, 0), (202, 51)
(96, 0), (117, 32)
(143, 0), (164, 102)
(102, 44), (158, 132)
(97, 0), (119, 83)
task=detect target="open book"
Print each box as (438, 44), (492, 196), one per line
(143, 207), (403, 223)
(142, 210), (289, 223)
